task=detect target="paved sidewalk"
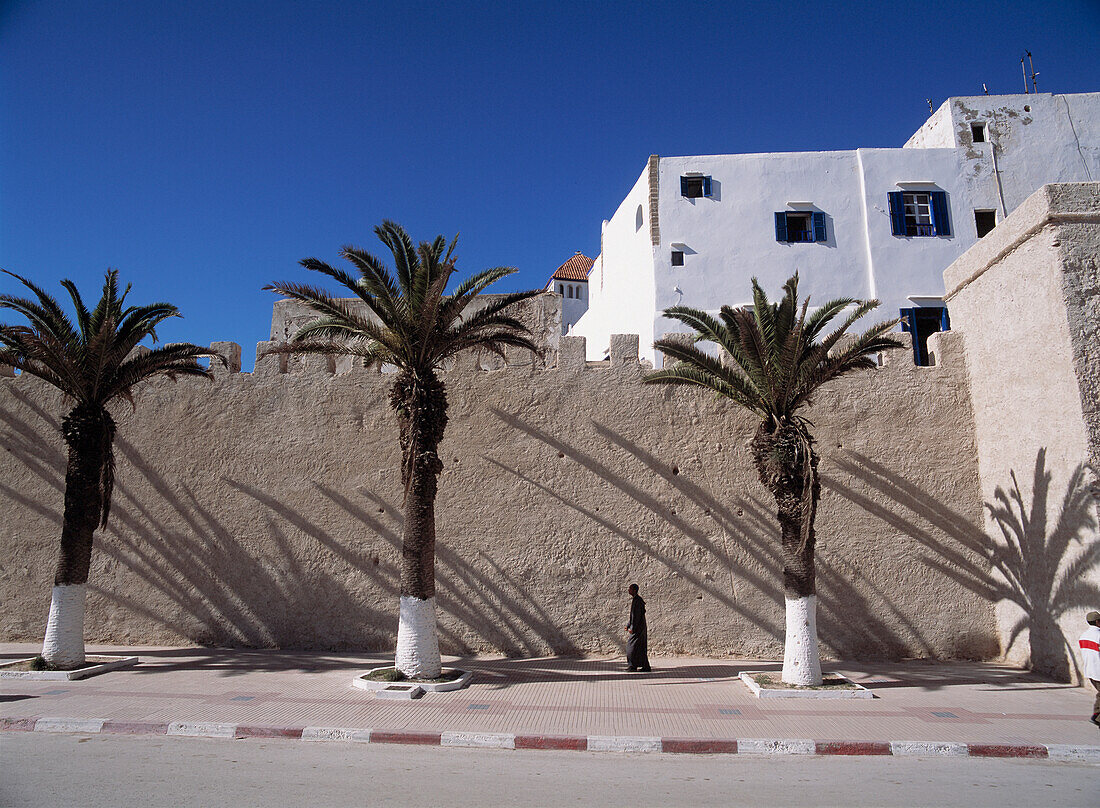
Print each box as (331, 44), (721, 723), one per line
(2, 643), (1098, 760)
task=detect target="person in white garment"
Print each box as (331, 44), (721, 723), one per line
(1079, 610), (1100, 728)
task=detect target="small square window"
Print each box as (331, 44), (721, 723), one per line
(680, 175), (712, 199)
(974, 210), (997, 238)
(970, 123), (986, 143)
(670, 250), (685, 266)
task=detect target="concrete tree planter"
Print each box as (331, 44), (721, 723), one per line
(353, 667), (473, 694)
(739, 671), (873, 699)
(0, 655), (139, 681)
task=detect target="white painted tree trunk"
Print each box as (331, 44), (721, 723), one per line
(41, 584), (87, 669)
(395, 595), (441, 679)
(781, 594), (822, 686)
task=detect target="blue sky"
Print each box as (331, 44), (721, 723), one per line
(2, 1), (1098, 368)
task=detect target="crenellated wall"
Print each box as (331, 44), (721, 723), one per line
(0, 310), (1002, 663)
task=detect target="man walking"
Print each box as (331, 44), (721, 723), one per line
(1080, 610), (1100, 728)
(625, 583), (650, 672)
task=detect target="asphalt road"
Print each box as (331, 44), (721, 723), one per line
(2, 733), (1096, 808)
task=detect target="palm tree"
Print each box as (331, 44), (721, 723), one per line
(0, 269), (221, 669)
(644, 273), (902, 685)
(264, 221), (541, 678)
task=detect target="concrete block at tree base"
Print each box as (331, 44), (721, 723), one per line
(610, 334), (639, 367)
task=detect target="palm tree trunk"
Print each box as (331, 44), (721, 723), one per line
(752, 420), (823, 686)
(42, 405), (112, 669)
(391, 372), (447, 679)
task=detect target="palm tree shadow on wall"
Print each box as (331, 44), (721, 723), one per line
(942, 450), (1097, 681)
(831, 449), (1098, 682)
(488, 407), (945, 659)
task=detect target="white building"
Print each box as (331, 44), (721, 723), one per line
(545, 251), (593, 335)
(574, 92), (1100, 364)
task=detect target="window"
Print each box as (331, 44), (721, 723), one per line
(900, 306), (950, 366)
(888, 190), (951, 237)
(671, 250), (685, 266)
(970, 122), (986, 143)
(635, 205), (644, 231)
(557, 284), (564, 295)
(680, 175), (712, 198)
(576, 285), (584, 300)
(974, 210), (997, 238)
(775, 211), (826, 243)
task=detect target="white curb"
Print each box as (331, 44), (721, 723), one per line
(889, 741), (968, 757)
(1045, 744), (1100, 764)
(167, 721), (238, 738)
(441, 731), (516, 749)
(737, 738), (816, 755)
(587, 735), (662, 753)
(302, 727), (373, 742)
(34, 717), (105, 734)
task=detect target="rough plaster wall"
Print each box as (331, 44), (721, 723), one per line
(946, 94), (1100, 213)
(1052, 189), (1100, 470)
(0, 320), (998, 662)
(943, 183), (1100, 683)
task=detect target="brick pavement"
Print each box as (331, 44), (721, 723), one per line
(2, 644), (1098, 760)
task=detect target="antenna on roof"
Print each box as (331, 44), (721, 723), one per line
(1021, 51), (1039, 94)
(926, 98), (935, 113)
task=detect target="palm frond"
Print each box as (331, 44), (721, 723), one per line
(268, 223), (539, 376)
(648, 273), (903, 423)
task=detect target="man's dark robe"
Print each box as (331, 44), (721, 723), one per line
(626, 594), (650, 670)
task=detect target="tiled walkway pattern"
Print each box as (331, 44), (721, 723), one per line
(2, 645), (1099, 758)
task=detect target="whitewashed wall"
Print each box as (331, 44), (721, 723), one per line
(919, 94), (1100, 212)
(578, 93), (1099, 364)
(573, 165), (656, 359)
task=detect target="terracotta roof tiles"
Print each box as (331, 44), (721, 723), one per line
(548, 252), (593, 283)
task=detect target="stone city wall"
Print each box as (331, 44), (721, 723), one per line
(943, 182), (1100, 683)
(0, 306), (1002, 663)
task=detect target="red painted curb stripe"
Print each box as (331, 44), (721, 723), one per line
(0, 717), (38, 732)
(369, 730), (442, 746)
(968, 744), (1048, 758)
(815, 741), (892, 756)
(235, 725), (304, 740)
(101, 721), (169, 735)
(662, 739), (738, 754)
(514, 734), (588, 751)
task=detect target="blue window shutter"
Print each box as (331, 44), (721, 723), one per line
(703, 176), (712, 197)
(930, 190), (951, 236)
(940, 307), (951, 331)
(888, 192), (906, 236)
(899, 307), (919, 364)
(774, 212), (788, 242)
(812, 212), (826, 242)
(680, 176), (689, 196)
